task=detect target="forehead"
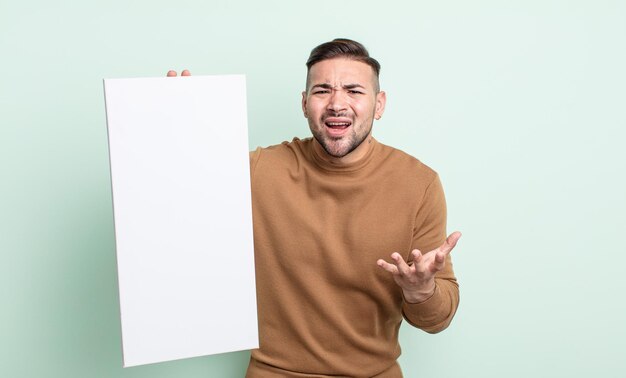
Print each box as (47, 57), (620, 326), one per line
(308, 58), (377, 88)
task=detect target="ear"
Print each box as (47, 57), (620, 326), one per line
(374, 91), (386, 120)
(301, 91), (308, 118)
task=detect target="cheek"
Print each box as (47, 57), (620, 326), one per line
(306, 100), (326, 117)
(350, 100), (375, 116)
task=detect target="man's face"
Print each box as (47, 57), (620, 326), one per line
(302, 58), (386, 158)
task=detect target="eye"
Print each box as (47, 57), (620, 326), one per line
(312, 90), (330, 95)
(348, 90), (364, 94)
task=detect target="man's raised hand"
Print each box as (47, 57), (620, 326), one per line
(377, 231), (462, 304)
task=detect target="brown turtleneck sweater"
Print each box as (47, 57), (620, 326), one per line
(246, 137), (459, 377)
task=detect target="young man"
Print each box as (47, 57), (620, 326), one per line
(169, 38), (461, 378)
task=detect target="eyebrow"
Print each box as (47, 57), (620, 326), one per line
(344, 84), (366, 90)
(310, 83), (366, 91)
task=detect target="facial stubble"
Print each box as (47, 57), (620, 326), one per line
(309, 112), (375, 158)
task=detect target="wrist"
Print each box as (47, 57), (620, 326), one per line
(403, 283), (436, 304)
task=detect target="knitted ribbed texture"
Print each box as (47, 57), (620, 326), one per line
(246, 137), (458, 377)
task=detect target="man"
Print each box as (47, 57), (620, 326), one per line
(169, 38), (461, 377)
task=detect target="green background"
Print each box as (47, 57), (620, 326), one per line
(2, 0), (625, 377)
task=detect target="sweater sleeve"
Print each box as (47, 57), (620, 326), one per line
(250, 147), (262, 179)
(402, 173), (460, 333)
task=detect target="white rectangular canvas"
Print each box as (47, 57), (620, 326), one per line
(103, 75), (258, 367)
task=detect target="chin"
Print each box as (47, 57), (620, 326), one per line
(318, 137), (358, 158)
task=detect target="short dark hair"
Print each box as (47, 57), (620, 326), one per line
(305, 38), (381, 91)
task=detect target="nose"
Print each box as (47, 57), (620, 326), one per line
(327, 90), (348, 113)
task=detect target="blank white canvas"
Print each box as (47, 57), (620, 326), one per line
(103, 75), (258, 367)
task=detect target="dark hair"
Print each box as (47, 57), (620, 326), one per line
(305, 38), (381, 91)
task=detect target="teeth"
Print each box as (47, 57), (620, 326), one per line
(326, 122), (350, 126)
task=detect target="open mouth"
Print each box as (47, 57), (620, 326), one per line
(324, 117), (352, 136)
(325, 121), (351, 129)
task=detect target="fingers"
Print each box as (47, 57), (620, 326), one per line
(414, 249), (440, 274)
(431, 252), (446, 273)
(392, 252), (411, 276)
(411, 249), (423, 266)
(377, 259), (398, 275)
(378, 245), (449, 277)
(166, 69), (192, 77)
(437, 231), (462, 256)
(377, 252), (412, 276)
(423, 232), (461, 273)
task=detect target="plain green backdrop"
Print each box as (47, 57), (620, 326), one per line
(2, 0), (625, 377)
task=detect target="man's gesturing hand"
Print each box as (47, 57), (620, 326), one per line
(377, 231), (461, 304)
